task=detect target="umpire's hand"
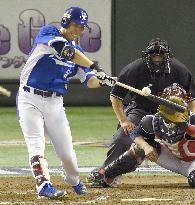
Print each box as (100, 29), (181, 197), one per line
(120, 120), (135, 135)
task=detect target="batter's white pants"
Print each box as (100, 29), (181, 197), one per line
(157, 145), (195, 177)
(17, 87), (80, 186)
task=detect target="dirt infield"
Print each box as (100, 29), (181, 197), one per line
(0, 175), (194, 205)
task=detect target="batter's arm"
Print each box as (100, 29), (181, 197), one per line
(87, 76), (101, 88)
(73, 49), (94, 68)
(52, 41), (94, 67)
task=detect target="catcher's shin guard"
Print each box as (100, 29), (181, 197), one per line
(87, 152), (140, 187)
(103, 143), (145, 179)
(88, 151), (139, 187)
(87, 144), (145, 187)
(30, 155), (50, 186)
(104, 151), (138, 179)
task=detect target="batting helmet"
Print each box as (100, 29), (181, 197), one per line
(61, 7), (89, 29)
(142, 38), (171, 73)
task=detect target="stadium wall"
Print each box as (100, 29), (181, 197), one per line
(0, 0), (195, 106)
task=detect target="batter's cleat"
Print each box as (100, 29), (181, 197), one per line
(73, 181), (87, 195)
(38, 182), (66, 199)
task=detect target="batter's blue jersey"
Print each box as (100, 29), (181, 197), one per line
(20, 25), (95, 95)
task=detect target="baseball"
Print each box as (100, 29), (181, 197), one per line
(142, 87), (151, 96)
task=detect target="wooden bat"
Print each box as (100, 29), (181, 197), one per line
(0, 86), (11, 97)
(115, 81), (187, 113)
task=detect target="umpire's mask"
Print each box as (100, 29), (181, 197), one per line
(142, 38), (171, 74)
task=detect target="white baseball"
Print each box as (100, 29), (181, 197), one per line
(142, 87), (151, 96)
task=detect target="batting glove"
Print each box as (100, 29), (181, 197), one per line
(99, 75), (116, 87)
(90, 62), (116, 87)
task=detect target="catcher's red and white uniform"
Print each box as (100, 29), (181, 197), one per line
(131, 113), (195, 177)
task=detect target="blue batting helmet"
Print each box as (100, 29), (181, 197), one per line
(61, 7), (89, 29)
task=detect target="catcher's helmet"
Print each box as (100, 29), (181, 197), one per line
(158, 84), (190, 123)
(159, 83), (192, 102)
(142, 38), (171, 73)
(61, 7), (89, 29)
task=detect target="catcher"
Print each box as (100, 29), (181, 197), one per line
(88, 84), (195, 188)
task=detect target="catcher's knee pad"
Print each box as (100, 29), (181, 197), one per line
(188, 170), (195, 188)
(30, 155), (50, 186)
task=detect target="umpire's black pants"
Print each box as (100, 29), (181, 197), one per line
(102, 107), (151, 167)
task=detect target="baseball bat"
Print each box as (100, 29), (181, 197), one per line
(115, 81), (187, 113)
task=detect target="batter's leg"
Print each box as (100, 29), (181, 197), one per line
(18, 97), (52, 191)
(19, 104), (45, 158)
(44, 99), (79, 186)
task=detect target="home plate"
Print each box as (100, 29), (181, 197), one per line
(121, 198), (173, 202)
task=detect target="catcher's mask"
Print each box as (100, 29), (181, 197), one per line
(158, 83), (192, 123)
(142, 38), (171, 73)
(158, 96), (189, 123)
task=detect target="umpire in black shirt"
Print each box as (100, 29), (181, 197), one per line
(87, 38), (195, 186)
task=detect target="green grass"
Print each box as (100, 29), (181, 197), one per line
(0, 144), (107, 167)
(0, 107), (118, 142)
(0, 107), (116, 167)
(0, 108), (22, 140)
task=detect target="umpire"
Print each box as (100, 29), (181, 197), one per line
(88, 38), (195, 186)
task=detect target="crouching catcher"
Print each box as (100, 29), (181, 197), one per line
(87, 84), (195, 188)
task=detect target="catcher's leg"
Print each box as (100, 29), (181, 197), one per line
(156, 145), (195, 188)
(87, 143), (145, 187)
(87, 120), (133, 187)
(87, 109), (146, 187)
(103, 108), (147, 167)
